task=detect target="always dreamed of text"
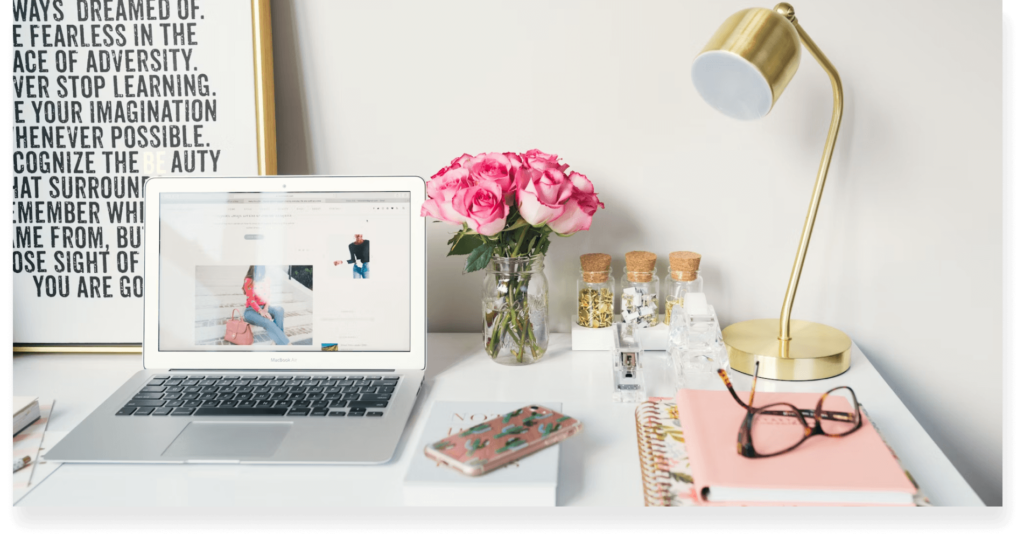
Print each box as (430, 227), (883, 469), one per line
(11, 0), (232, 304)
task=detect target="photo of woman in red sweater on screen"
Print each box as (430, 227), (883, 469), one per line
(193, 265), (314, 347)
(242, 265), (290, 346)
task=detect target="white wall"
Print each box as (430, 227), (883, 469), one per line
(270, 0), (1002, 504)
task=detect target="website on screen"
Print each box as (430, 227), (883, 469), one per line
(158, 192), (411, 352)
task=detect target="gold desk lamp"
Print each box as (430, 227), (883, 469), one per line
(692, 3), (851, 380)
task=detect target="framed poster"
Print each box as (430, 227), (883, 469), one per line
(12, 0), (277, 352)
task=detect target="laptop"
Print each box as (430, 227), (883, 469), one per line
(45, 176), (427, 464)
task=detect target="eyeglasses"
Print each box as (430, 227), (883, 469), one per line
(717, 361), (863, 458)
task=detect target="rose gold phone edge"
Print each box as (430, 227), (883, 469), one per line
(423, 408), (583, 476)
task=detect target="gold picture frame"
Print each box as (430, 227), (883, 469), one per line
(14, 0), (277, 354)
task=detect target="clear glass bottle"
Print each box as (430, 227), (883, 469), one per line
(577, 253), (615, 328)
(620, 268), (660, 328)
(665, 271), (703, 325)
(482, 255), (549, 365)
(664, 251), (703, 325)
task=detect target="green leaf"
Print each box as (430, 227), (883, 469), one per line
(446, 225), (471, 244)
(502, 218), (530, 232)
(464, 243), (493, 273)
(448, 233), (483, 256)
(525, 236), (538, 256)
(518, 230), (550, 256)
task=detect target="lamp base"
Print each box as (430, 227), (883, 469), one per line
(722, 319), (851, 381)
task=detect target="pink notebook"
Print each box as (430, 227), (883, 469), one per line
(676, 389), (917, 506)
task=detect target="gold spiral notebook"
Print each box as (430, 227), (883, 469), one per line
(634, 397), (931, 507)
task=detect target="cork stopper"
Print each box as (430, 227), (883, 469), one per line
(580, 253), (612, 283)
(669, 251), (701, 281)
(625, 251), (657, 282)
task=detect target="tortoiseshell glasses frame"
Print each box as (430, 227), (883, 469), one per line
(717, 361), (863, 458)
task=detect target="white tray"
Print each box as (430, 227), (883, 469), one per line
(570, 316), (669, 351)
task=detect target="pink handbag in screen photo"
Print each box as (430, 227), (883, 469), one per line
(224, 309), (254, 345)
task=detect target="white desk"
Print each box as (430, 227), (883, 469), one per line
(13, 333), (983, 507)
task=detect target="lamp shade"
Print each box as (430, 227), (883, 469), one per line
(691, 7), (801, 120)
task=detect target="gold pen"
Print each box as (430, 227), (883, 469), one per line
(13, 456), (31, 473)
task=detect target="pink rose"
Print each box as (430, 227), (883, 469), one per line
(549, 172), (604, 235)
(522, 149), (569, 174)
(503, 153), (524, 204)
(431, 153), (472, 180)
(421, 166), (471, 224)
(504, 152), (523, 170)
(466, 152), (517, 193)
(516, 167), (573, 226)
(504, 152), (523, 178)
(522, 149), (559, 163)
(452, 180), (509, 236)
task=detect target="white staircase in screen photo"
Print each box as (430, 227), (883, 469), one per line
(194, 265), (314, 346)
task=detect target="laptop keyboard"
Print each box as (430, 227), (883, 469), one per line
(115, 375), (399, 417)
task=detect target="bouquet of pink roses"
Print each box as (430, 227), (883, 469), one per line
(422, 149), (604, 271)
(421, 149), (604, 362)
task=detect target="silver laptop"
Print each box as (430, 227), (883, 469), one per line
(46, 176), (427, 464)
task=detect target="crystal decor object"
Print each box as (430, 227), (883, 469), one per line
(668, 292), (729, 390)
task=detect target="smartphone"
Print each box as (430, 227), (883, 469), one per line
(423, 405), (583, 476)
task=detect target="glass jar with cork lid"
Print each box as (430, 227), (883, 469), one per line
(620, 251), (660, 328)
(664, 251), (703, 325)
(577, 253), (615, 328)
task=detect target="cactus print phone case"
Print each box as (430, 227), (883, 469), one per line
(424, 405), (582, 476)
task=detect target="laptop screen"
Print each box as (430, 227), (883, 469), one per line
(157, 191), (411, 353)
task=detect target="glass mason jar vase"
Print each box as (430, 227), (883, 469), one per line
(577, 268), (615, 328)
(620, 267), (660, 328)
(482, 255), (549, 365)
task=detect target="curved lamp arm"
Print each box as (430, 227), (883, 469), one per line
(775, 3), (844, 346)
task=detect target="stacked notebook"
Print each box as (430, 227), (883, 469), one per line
(635, 394), (930, 507)
(13, 399), (64, 505)
(404, 401), (561, 506)
(13, 397), (41, 436)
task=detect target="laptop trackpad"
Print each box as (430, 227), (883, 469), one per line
(162, 422), (292, 459)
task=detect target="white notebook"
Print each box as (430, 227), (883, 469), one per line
(403, 401), (561, 507)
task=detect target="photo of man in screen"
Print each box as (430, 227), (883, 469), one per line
(334, 234), (370, 279)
